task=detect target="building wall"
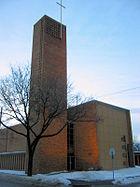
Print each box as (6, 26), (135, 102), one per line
(40, 119), (67, 173)
(29, 15), (67, 174)
(68, 102), (99, 170)
(68, 101), (134, 171)
(0, 128), (8, 153)
(0, 125), (26, 153)
(0, 100), (134, 172)
(134, 152), (140, 166)
(95, 101), (134, 170)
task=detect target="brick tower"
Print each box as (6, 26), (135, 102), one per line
(29, 15), (67, 174)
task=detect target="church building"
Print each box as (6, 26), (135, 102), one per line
(0, 15), (134, 174)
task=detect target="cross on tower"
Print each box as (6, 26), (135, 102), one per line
(56, 0), (66, 39)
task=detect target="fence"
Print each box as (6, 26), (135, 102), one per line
(0, 151), (26, 171)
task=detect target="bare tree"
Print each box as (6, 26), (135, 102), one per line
(0, 64), (92, 176)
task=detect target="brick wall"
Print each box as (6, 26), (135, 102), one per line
(68, 101), (99, 170)
(68, 100), (134, 171)
(40, 119), (67, 173)
(95, 101), (134, 170)
(0, 125), (26, 153)
(29, 15), (67, 174)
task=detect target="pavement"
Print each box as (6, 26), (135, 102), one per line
(0, 172), (65, 187)
(69, 179), (113, 186)
(0, 173), (114, 186)
(1, 172), (140, 187)
(0, 172), (113, 187)
(69, 179), (140, 187)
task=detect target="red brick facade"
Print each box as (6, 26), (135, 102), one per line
(29, 15), (67, 174)
(68, 102), (99, 170)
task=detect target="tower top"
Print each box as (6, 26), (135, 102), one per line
(34, 15), (66, 41)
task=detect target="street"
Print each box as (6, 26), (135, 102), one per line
(0, 173), (65, 187)
(72, 183), (140, 187)
(0, 179), (34, 187)
(1, 173), (140, 187)
(0, 179), (66, 187)
(1, 179), (140, 187)
(71, 184), (140, 187)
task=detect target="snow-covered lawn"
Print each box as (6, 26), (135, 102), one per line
(0, 167), (140, 185)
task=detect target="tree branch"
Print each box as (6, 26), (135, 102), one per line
(0, 107), (27, 137)
(0, 121), (27, 138)
(40, 121), (69, 138)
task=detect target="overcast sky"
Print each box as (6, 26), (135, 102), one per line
(0, 0), (140, 139)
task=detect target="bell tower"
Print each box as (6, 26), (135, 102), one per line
(29, 15), (67, 174)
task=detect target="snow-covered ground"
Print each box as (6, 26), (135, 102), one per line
(0, 167), (140, 186)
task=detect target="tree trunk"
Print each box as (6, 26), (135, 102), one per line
(27, 150), (34, 176)
(27, 138), (39, 176)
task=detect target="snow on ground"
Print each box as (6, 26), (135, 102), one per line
(0, 170), (26, 176)
(0, 167), (140, 185)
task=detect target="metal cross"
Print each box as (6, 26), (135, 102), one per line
(56, 0), (66, 39)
